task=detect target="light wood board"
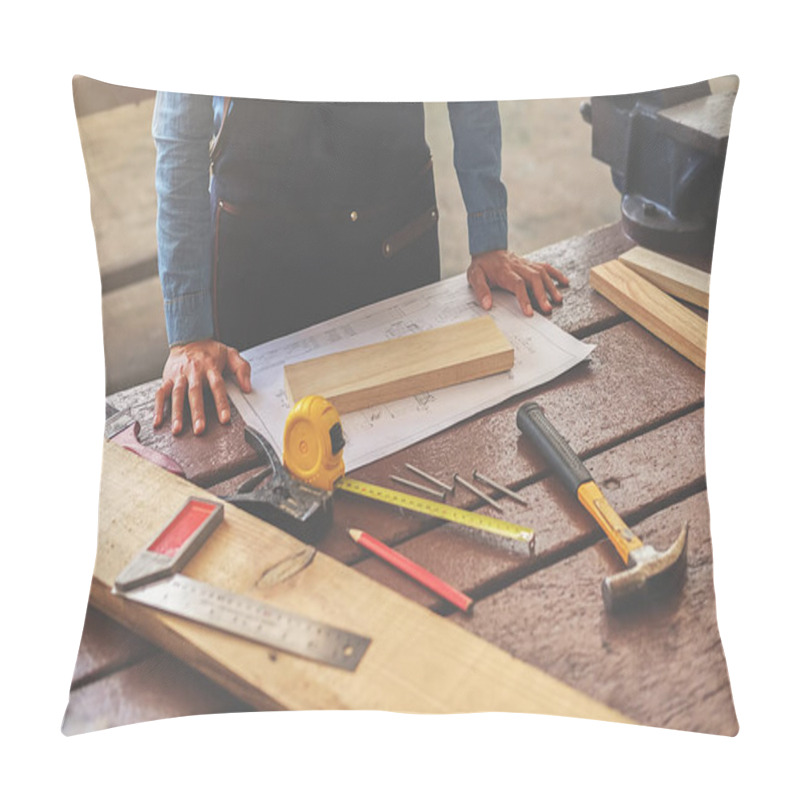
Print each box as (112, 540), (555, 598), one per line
(590, 259), (707, 370)
(90, 440), (631, 721)
(619, 246), (710, 309)
(284, 316), (514, 414)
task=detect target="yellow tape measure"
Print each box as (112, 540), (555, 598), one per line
(283, 395), (346, 490)
(283, 396), (535, 555)
(336, 477), (534, 555)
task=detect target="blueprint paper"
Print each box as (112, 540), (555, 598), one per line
(227, 274), (594, 470)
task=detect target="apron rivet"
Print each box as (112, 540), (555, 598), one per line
(350, 210), (358, 222)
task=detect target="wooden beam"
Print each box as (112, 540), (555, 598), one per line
(618, 246), (710, 309)
(284, 316), (514, 414)
(589, 259), (707, 370)
(90, 441), (632, 722)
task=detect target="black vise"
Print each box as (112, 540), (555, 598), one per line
(581, 77), (737, 257)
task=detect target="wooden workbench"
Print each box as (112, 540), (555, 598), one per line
(63, 222), (737, 736)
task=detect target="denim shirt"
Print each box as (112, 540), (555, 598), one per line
(153, 93), (508, 346)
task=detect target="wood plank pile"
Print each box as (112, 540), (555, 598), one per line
(590, 247), (710, 370)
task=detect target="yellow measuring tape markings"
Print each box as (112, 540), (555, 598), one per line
(337, 477), (535, 556)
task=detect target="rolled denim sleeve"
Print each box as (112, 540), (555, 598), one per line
(447, 101), (508, 255)
(153, 91), (216, 346)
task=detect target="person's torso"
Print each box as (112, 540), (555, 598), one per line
(211, 98), (430, 210)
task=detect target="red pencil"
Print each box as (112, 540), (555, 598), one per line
(348, 528), (473, 612)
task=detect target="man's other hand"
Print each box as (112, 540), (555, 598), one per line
(467, 250), (569, 316)
(153, 339), (252, 435)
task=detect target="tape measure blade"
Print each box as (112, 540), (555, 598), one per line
(338, 478), (534, 556)
(120, 574), (370, 671)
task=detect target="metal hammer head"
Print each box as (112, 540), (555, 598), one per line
(602, 523), (689, 614)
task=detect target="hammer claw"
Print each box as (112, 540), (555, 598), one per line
(602, 522), (689, 613)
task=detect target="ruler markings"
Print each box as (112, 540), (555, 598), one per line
(119, 574), (370, 671)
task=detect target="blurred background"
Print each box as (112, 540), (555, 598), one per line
(74, 79), (624, 394)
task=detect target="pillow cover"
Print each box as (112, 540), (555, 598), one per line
(64, 75), (738, 738)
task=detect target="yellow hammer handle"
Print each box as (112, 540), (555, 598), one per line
(576, 482), (644, 564)
(516, 402), (644, 563)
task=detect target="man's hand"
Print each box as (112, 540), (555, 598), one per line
(467, 250), (569, 316)
(153, 339), (252, 436)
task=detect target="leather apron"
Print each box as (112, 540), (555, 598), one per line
(209, 99), (440, 351)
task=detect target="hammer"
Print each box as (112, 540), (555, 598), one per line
(516, 402), (688, 613)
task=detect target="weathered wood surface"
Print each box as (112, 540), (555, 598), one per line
(71, 222), (736, 735)
(66, 608), (253, 734)
(70, 607), (155, 686)
(454, 493), (737, 736)
(63, 648), (253, 735)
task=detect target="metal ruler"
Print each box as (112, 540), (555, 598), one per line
(119, 573), (369, 671)
(113, 497), (371, 671)
(337, 478), (535, 556)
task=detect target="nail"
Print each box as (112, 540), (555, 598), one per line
(390, 475), (447, 501)
(453, 474), (504, 512)
(404, 463), (454, 494)
(473, 471), (528, 505)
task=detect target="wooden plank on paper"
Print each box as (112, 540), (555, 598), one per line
(618, 246), (710, 309)
(590, 260), (707, 370)
(90, 441), (631, 722)
(284, 316), (514, 414)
